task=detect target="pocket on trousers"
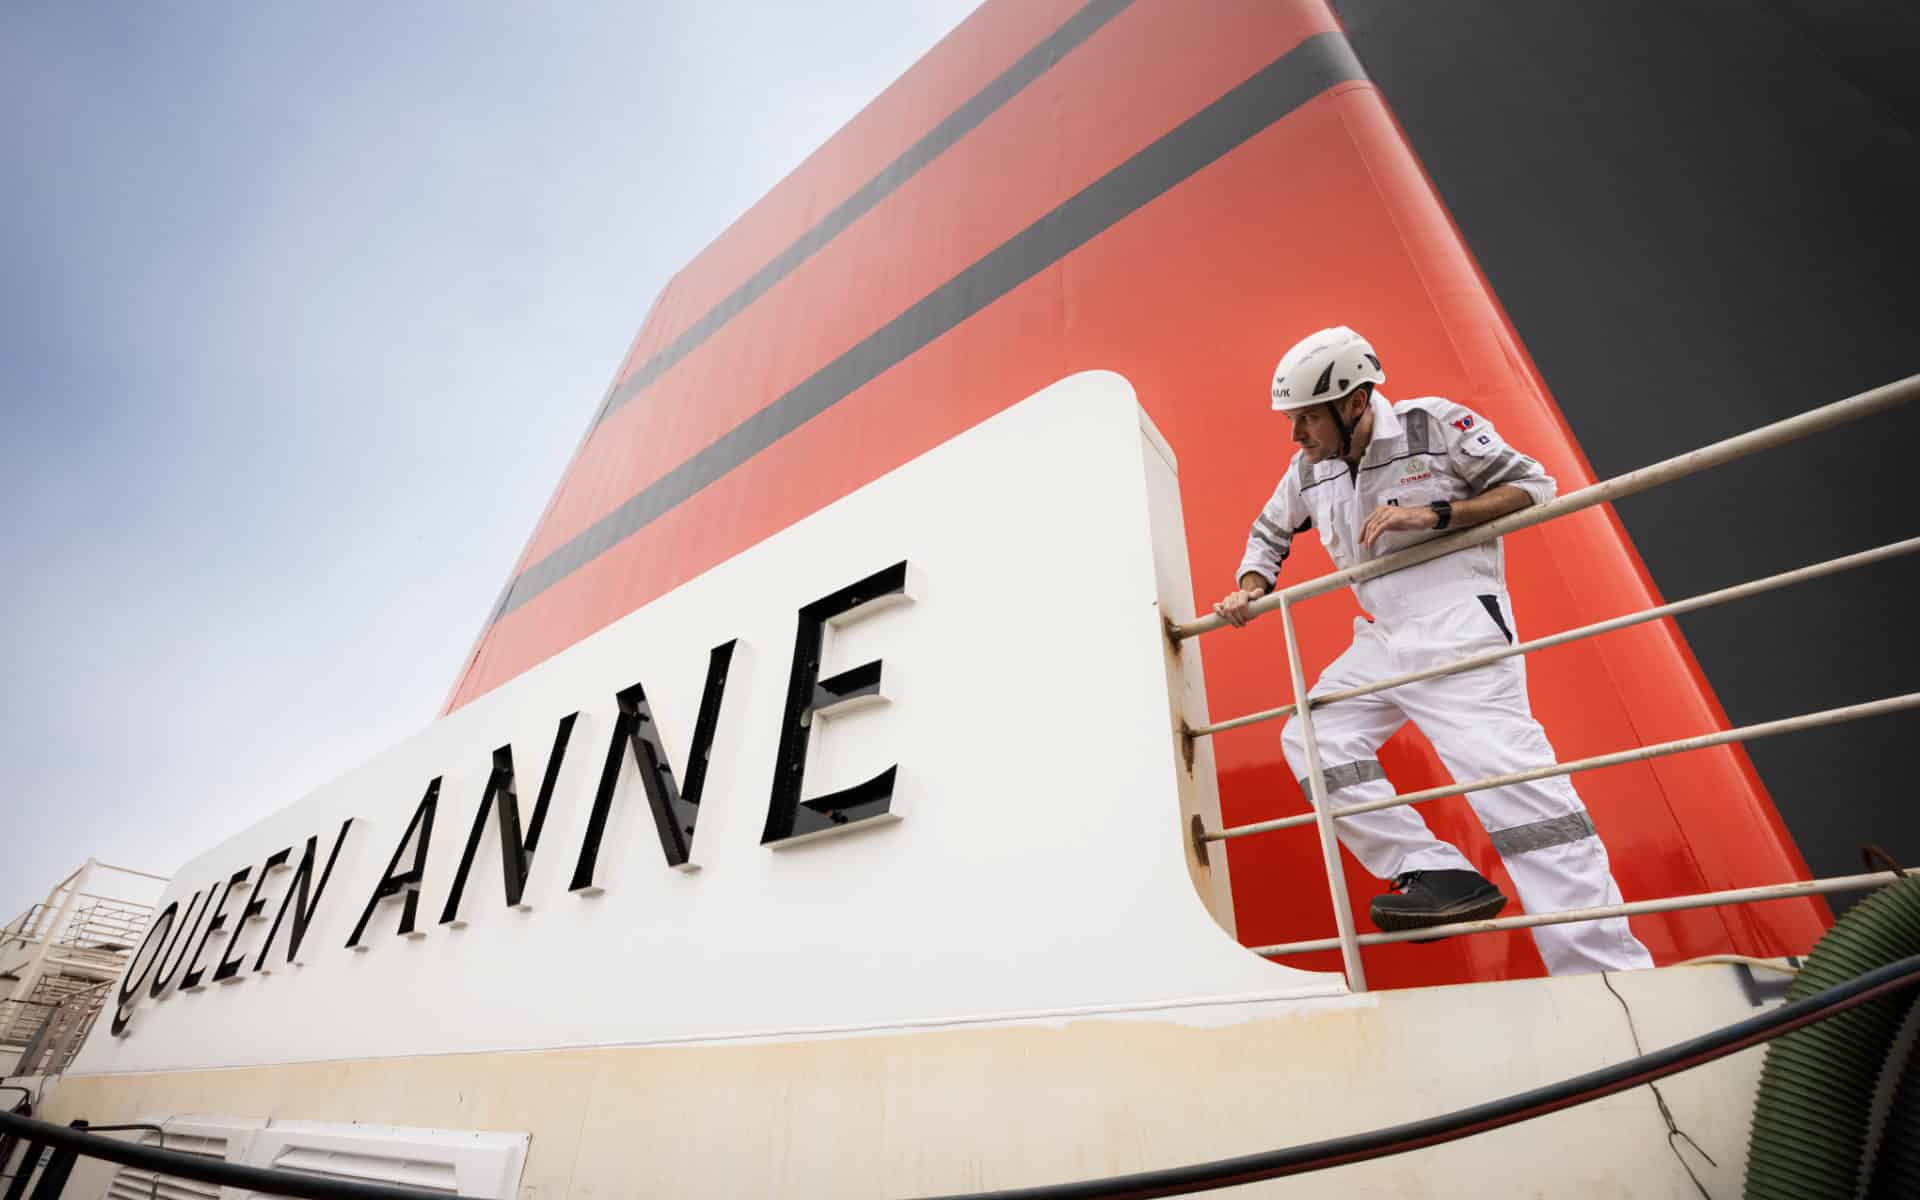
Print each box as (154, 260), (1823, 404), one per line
(1477, 593), (1514, 644)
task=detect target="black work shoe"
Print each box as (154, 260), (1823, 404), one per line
(1369, 869), (1508, 937)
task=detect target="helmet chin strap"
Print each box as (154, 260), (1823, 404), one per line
(1326, 384), (1367, 462)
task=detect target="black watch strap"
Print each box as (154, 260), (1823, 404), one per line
(1429, 500), (1453, 530)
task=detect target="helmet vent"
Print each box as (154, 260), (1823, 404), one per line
(1312, 361), (1335, 396)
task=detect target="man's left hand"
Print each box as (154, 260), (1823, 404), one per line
(1359, 504), (1439, 549)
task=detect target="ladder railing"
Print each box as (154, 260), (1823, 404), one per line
(1171, 373), (1920, 992)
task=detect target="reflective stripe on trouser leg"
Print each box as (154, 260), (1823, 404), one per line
(1296, 759), (1386, 795)
(1387, 621), (1654, 974)
(1496, 833), (1653, 975)
(1278, 748), (1469, 879)
(1458, 756), (1652, 974)
(1486, 811), (1596, 857)
(1436, 760), (1651, 972)
(1278, 624), (1474, 882)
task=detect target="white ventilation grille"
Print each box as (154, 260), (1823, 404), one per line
(262, 1146), (459, 1193)
(247, 1124), (526, 1198)
(94, 1116), (525, 1200)
(101, 1117), (262, 1200)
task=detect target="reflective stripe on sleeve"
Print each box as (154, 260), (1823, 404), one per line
(1468, 448), (1544, 491)
(1253, 514), (1292, 552)
(1402, 408), (1434, 455)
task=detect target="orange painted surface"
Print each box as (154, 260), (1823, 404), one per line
(448, 0), (1827, 986)
(520, 0), (1338, 567)
(612, 0), (1087, 377)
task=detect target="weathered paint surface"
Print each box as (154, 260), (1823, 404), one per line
(44, 962), (1771, 1198)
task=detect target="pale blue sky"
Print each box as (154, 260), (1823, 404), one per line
(0, 1), (978, 920)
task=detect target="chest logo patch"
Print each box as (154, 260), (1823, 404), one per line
(1398, 457), (1433, 484)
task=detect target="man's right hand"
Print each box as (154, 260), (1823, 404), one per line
(1212, 588), (1262, 628)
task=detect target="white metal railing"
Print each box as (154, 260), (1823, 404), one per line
(2, 903), (52, 946)
(1172, 373), (1919, 992)
(1248, 870), (1903, 957)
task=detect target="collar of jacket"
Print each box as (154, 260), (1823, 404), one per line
(1357, 388), (1404, 460)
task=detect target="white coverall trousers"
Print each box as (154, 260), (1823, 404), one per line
(1279, 593), (1653, 975)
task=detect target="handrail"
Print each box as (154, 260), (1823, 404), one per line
(1173, 373), (1918, 992)
(1187, 535), (1920, 739)
(1207, 691), (1920, 842)
(1251, 869), (1900, 958)
(87, 863), (171, 883)
(1170, 372), (1919, 640)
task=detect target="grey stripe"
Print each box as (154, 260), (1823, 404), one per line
(1487, 811), (1598, 857)
(1298, 759), (1386, 797)
(494, 32), (1370, 622)
(1468, 448), (1532, 490)
(1402, 408), (1433, 455)
(1253, 515), (1292, 550)
(591, 0), (1137, 429)
(1299, 456), (1336, 493)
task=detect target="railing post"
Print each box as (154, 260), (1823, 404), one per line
(1279, 595), (1367, 992)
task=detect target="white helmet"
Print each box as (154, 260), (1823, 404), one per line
(1270, 325), (1385, 413)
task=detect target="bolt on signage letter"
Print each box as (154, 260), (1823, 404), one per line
(762, 561), (911, 844)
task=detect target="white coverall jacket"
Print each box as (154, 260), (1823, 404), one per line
(1238, 390), (1652, 975)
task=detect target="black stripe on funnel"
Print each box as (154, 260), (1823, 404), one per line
(593, 0), (1138, 428)
(496, 31), (1367, 622)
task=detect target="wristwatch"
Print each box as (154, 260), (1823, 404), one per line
(1429, 500), (1453, 530)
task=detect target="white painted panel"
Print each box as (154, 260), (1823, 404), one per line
(73, 371), (1340, 1074)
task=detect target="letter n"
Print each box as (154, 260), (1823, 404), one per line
(439, 714), (578, 927)
(254, 819), (354, 971)
(570, 640), (737, 893)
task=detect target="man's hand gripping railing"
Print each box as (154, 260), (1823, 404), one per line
(1170, 372), (1920, 642)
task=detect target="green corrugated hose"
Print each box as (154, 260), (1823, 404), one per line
(1744, 874), (1920, 1198)
(1867, 1019), (1920, 1200)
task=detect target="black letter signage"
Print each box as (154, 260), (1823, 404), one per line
(108, 560), (929, 1034)
(256, 819), (354, 971)
(179, 869), (249, 992)
(214, 846), (291, 983)
(441, 715), (577, 927)
(111, 900), (178, 1035)
(762, 562), (908, 844)
(148, 888), (210, 1000)
(348, 782), (440, 948)
(571, 642), (738, 891)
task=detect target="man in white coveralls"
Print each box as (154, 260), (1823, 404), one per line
(1213, 326), (1652, 975)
